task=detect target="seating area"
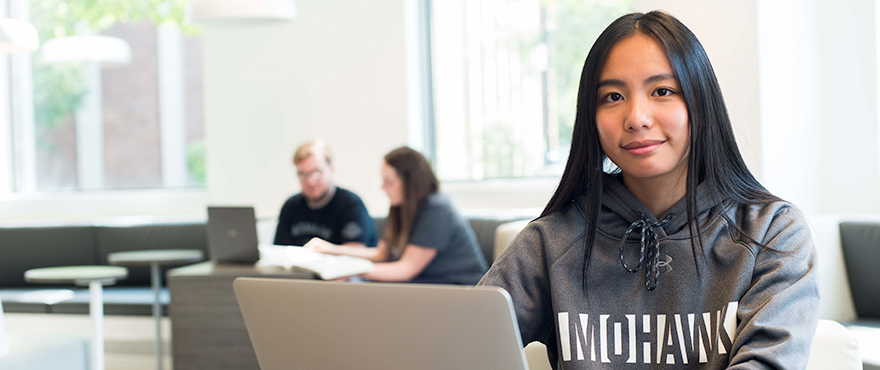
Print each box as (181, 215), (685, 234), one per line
(0, 215), (529, 370)
(0, 215), (526, 316)
(0, 209), (876, 370)
(0, 211), (876, 369)
(0, 221), (209, 316)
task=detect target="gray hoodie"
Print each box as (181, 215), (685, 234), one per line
(479, 174), (819, 369)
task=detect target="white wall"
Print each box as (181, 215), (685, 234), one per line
(758, 0), (880, 213)
(813, 0), (880, 213)
(757, 0), (822, 211)
(202, 0), (410, 218)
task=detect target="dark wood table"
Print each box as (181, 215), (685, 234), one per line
(167, 261), (313, 370)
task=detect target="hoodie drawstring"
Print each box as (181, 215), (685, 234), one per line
(618, 212), (672, 291)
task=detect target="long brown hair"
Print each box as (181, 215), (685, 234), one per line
(383, 147), (439, 257)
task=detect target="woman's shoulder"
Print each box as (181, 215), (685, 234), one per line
(412, 193), (458, 221)
(727, 199), (811, 249)
(735, 199), (805, 224)
(520, 201), (589, 248)
(420, 192), (455, 211)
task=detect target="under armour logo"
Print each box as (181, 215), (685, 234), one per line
(657, 254), (673, 273)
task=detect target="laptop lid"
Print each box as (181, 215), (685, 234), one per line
(206, 206), (260, 264)
(233, 278), (529, 370)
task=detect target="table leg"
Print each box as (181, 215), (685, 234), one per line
(151, 261), (163, 370)
(89, 280), (104, 370)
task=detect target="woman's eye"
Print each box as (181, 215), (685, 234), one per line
(654, 88), (673, 96)
(602, 93), (623, 102)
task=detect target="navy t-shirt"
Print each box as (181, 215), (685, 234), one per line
(273, 187), (378, 247)
(404, 193), (488, 285)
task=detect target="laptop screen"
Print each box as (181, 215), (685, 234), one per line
(206, 206), (261, 264)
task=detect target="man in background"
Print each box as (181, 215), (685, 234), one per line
(274, 140), (378, 247)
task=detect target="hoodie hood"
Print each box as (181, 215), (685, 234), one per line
(592, 172), (726, 238)
(581, 172), (729, 290)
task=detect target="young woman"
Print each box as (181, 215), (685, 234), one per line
(479, 11), (819, 369)
(305, 146), (488, 284)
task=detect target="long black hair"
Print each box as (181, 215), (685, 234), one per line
(542, 11), (779, 285)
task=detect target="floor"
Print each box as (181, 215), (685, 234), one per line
(3, 312), (172, 370)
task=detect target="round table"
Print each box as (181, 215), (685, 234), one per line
(24, 265), (128, 370)
(108, 249), (204, 370)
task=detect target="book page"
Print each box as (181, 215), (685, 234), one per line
(257, 244), (374, 280)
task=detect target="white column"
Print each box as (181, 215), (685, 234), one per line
(0, 51), (11, 195)
(7, 1), (37, 193)
(89, 280), (105, 370)
(9, 52), (37, 193)
(76, 62), (105, 190)
(157, 23), (188, 188)
(875, 0), (880, 169)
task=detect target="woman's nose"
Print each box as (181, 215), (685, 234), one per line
(624, 98), (653, 131)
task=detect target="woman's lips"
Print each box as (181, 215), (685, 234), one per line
(622, 140), (665, 155)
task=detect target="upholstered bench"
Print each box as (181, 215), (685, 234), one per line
(0, 221), (208, 315)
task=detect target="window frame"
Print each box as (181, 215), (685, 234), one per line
(0, 0), (208, 222)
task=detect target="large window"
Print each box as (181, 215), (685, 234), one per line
(429, 0), (631, 181)
(6, 0), (204, 193)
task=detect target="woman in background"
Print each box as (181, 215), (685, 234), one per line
(479, 11), (819, 369)
(306, 146), (488, 284)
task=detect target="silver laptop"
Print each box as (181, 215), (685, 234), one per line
(233, 278), (529, 370)
(206, 206), (261, 264)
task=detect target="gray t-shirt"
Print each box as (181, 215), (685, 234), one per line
(406, 193), (488, 285)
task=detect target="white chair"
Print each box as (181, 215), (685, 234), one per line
(807, 319), (863, 370)
(493, 219), (531, 260)
(523, 319), (862, 370)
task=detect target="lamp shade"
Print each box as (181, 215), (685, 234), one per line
(188, 0), (297, 23)
(41, 35), (132, 67)
(0, 18), (38, 53)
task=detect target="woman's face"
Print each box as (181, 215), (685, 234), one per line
(381, 162), (404, 206)
(595, 33), (690, 185)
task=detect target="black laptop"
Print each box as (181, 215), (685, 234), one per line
(206, 206), (261, 264)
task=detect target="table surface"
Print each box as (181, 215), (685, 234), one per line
(24, 265), (128, 286)
(108, 249), (204, 266)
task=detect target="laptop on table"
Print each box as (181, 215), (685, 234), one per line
(233, 278), (529, 370)
(206, 206), (261, 264)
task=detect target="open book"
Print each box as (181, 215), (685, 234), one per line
(257, 244), (374, 280)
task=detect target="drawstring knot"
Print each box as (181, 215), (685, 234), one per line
(618, 212), (672, 291)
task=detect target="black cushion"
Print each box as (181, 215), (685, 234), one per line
(95, 223), (208, 286)
(467, 218), (510, 265)
(839, 221), (880, 320)
(0, 225), (99, 287)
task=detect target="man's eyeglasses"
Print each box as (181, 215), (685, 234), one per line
(297, 168), (325, 181)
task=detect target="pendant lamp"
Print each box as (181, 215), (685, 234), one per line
(41, 35), (131, 67)
(188, 0), (297, 23)
(0, 18), (38, 53)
